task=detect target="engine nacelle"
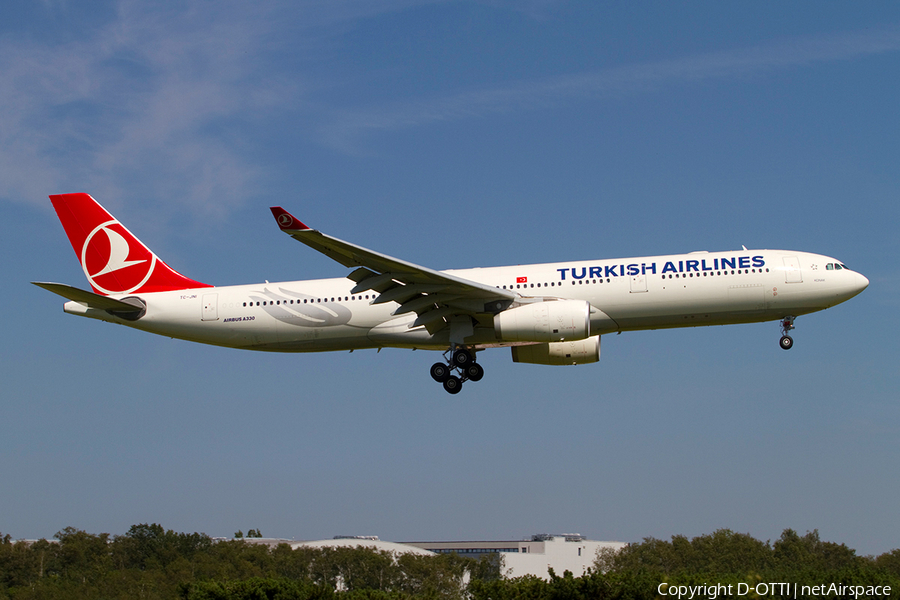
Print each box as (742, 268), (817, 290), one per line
(493, 299), (590, 343)
(511, 336), (601, 365)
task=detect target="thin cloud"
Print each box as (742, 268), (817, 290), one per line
(0, 0), (448, 218)
(3, 2), (899, 222)
(321, 25), (900, 151)
(0, 1), (299, 218)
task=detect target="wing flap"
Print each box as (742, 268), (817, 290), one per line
(394, 293), (460, 316)
(347, 267), (378, 284)
(371, 284), (449, 305)
(350, 272), (401, 295)
(412, 306), (455, 328)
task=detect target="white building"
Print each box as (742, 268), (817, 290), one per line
(405, 534), (625, 579)
(242, 533), (625, 580)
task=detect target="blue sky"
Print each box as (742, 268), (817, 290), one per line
(3, 1), (899, 555)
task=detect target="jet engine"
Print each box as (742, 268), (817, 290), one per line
(493, 299), (590, 343)
(511, 335), (601, 365)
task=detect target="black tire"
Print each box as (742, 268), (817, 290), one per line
(430, 362), (451, 382)
(464, 362), (484, 382)
(443, 375), (463, 394)
(452, 348), (473, 367)
(780, 335), (794, 350)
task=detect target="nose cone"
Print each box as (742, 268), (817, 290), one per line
(838, 270), (869, 303)
(854, 271), (870, 295)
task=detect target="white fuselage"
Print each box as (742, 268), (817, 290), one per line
(63, 249), (868, 353)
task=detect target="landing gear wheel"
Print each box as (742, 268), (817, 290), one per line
(463, 362), (484, 382)
(430, 362), (451, 382)
(779, 316), (796, 350)
(443, 375), (462, 394)
(451, 348), (473, 367)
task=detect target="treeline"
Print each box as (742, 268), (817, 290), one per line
(2, 525), (900, 599)
(470, 529), (900, 599)
(0, 524), (498, 600)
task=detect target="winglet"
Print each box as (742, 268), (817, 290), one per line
(270, 207), (310, 231)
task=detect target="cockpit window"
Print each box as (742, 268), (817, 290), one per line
(835, 263), (843, 270)
(826, 264), (834, 270)
(840, 263), (849, 270)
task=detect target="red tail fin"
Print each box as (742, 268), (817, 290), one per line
(49, 193), (211, 295)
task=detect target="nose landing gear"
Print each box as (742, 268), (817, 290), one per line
(429, 347), (484, 394)
(779, 316), (795, 350)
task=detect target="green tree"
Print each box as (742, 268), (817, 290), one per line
(395, 552), (470, 599)
(180, 576), (330, 600)
(115, 523), (212, 571)
(683, 529), (773, 573)
(54, 526), (112, 583)
(773, 528), (861, 573)
(875, 548), (900, 577)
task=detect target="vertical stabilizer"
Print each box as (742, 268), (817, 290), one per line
(49, 193), (211, 295)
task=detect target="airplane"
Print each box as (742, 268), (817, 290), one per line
(34, 193), (869, 394)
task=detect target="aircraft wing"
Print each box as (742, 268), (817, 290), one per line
(270, 207), (516, 333)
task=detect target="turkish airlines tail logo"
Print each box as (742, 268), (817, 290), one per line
(50, 193), (211, 295)
(89, 226), (147, 277)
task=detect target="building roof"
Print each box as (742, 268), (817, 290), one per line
(292, 538), (435, 556)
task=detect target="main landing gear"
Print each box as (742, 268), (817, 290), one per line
(430, 347), (484, 394)
(779, 316), (795, 350)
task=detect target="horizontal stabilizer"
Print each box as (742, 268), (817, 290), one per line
(32, 282), (143, 312)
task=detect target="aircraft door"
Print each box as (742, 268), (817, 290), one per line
(630, 273), (648, 293)
(202, 293), (219, 321)
(783, 256), (802, 283)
